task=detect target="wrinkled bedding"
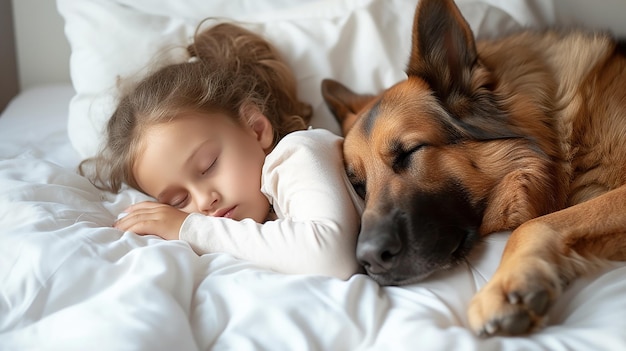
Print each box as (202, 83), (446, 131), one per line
(1, 85), (625, 351)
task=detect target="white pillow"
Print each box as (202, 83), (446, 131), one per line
(58, 0), (531, 159)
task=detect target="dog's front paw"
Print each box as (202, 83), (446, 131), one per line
(467, 259), (561, 336)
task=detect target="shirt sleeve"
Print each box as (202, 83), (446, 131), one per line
(178, 128), (363, 279)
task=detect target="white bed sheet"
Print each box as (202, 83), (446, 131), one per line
(1, 85), (626, 350)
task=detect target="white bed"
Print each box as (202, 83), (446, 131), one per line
(1, 1), (626, 350)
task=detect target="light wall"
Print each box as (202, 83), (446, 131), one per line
(8, 0), (626, 93)
(0, 0), (19, 111)
(11, 0), (71, 90)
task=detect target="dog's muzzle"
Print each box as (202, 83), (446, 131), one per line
(355, 189), (482, 286)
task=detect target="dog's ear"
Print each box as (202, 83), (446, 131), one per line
(406, 0), (477, 105)
(405, 0), (523, 142)
(321, 79), (376, 136)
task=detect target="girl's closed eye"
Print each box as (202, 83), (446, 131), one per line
(169, 194), (189, 209)
(201, 157), (218, 176)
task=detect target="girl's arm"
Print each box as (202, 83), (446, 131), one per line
(179, 129), (363, 279)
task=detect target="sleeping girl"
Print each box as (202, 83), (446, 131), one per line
(79, 22), (363, 280)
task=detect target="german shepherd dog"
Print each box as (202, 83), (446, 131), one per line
(322, 0), (626, 337)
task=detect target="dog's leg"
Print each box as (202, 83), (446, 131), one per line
(468, 185), (626, 336)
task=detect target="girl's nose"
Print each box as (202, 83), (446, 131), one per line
(195, 190), (219, 215)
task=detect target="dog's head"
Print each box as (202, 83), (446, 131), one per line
(322, 0), (555, 285)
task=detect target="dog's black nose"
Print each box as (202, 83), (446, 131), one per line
(356, 231), (401, 274)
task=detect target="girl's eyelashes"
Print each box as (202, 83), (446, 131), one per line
(169, 194), (188, 208)
(201, 166), (211, 176)
(200, 157), (217, 176)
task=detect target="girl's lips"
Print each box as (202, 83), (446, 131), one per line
(214, 206), (236, 218)
(223, 206), (236, 219)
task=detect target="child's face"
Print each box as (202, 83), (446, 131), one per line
(133, 112), (273, 223)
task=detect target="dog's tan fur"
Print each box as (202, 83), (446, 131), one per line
(322, 0), (626, 336)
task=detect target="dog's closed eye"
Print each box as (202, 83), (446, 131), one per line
(392, 144), (425, 173)
(347, 170), (367, 199)
(352, 181), (366, 199)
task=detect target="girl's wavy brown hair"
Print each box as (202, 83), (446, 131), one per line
(80, 22), (312, 193)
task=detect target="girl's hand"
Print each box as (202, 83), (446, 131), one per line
(114, 201), (188, 240)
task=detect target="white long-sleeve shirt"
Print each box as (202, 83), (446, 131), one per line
(179, 128), (363, 279)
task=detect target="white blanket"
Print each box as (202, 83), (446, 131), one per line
(4, 0), (626, 348)
(1, 85), (626, 351)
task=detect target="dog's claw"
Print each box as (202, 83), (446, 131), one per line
(507, 292), (521, 304)
(506, 289), (549, 315)
(477, 313), (531, 337)
(484, 321), (498, 336)
(526, 290), (550, 315)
